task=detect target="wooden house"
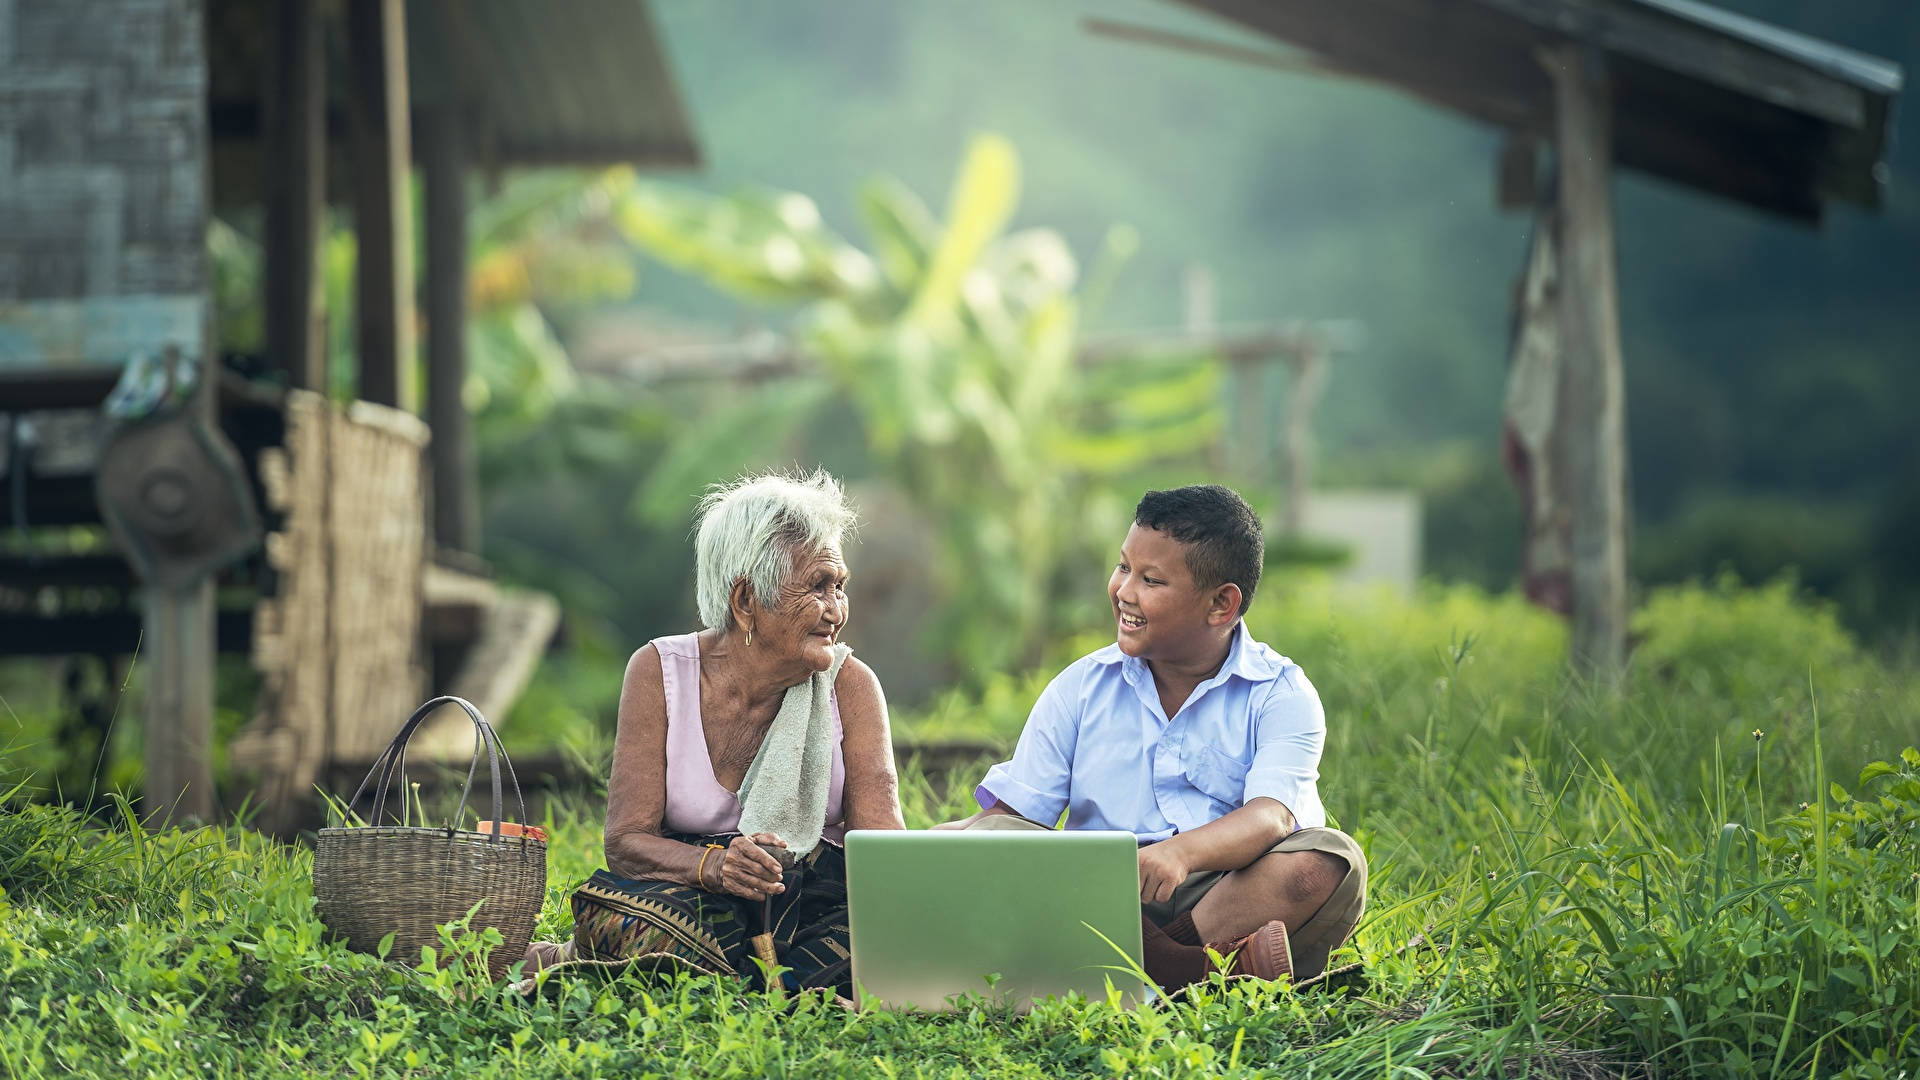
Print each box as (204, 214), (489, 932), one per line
(0, 0), (701, 829)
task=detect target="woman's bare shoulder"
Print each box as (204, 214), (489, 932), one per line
(624, 641), (663, 678)
(834, 655), (890, 730)
(834, 654), (883, 697)
(619, 642), (667, 712)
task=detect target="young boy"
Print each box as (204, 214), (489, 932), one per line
(936, 485), (1366, 986)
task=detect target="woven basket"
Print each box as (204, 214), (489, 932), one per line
(312, 696), (547, 981)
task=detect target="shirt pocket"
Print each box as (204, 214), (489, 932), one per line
(1184, 747), (1250, 809)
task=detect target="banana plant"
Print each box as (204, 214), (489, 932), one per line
(617, 135), (1220, 675)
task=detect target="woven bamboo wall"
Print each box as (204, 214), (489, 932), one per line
(327, 401), (429, 758)
(234, 390), (427, 826)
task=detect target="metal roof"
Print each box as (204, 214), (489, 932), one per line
(206, 0), (700, 200)
(404, 0), (701, 168)
(1596, 0), (1901, 95)
(1168, 0), (1903, 222)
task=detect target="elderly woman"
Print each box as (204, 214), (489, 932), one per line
(526, 470), (903, 994)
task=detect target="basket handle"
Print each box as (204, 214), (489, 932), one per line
(344, 695), (529, 839)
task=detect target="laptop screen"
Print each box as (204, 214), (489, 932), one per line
(845, 830), (1150, 1011)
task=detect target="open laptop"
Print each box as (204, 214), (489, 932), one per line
(844, 829), (1152, 1011)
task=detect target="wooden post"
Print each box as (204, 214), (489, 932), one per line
(347, 0), (416, 411)
(1280, 342), (1328, 538)
(143, 354), (218, 826)
(144, 580), (217, 824)
(422, 112), (479, 553)
(1545, 45), (1629, 677)
(263, 0), (327, 392)
(1186, 263), (1241, 481)
(1182, 262), (1215, 337)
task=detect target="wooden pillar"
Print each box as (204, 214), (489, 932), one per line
(422, 113), (479, 553)
(1545, 45), (1629, 677)
(347, 0), (416, 411)
(263, 0), (327, 393)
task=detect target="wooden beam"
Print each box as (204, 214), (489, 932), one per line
(0, 610), (254, 656)
(347, 0), (417, 411)
(605, 323), (1361, 385)
(262, 0), (328, 392)
(1083, 16), (1355, 81)
(0, 365), (123, 409)
(421, 111), (478, 554)
(487, 140), (704, 169)
(1169, 0), (1553, 134)
(0, 554), (135, 587)
(1545, 45), (1629, 678)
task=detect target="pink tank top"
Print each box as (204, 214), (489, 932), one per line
(655, 633), (848, 845)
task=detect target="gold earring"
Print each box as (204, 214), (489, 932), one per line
(745, 626), (753, 648)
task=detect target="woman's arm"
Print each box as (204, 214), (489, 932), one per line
(603, 644), (785, 899)
(835, 657), (905, 830)
(603, 644), (691, 880)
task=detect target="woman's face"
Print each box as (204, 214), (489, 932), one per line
(759, 542), (851, 672)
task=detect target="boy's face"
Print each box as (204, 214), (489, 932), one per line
(1108, 524), (1236, 662)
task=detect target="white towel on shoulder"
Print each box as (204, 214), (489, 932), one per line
(737, 643), (850, 858)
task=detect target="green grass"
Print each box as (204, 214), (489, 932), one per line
(3, 578), (1917, 1078)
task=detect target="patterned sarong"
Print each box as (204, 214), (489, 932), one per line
(570, 832), (852, 994)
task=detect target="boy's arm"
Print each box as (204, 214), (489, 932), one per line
(1138, 797), (1295, 902)
(929, 665), (1082, 830)
(1238, 673), (1327, 830)
(930, 803), (1031, 831)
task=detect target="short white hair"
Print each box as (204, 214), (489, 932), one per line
(694, 469), (858, 631)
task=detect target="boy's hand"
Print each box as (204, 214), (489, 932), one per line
(1138, 840), (1191, 904)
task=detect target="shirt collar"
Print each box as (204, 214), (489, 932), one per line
(1093, 620), (1283, 684)
(1222, 619), (1284, 681)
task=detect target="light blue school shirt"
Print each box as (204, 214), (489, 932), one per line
(976, 621), (1327, 842)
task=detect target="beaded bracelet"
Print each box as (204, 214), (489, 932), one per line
(696, 842), (726, 889)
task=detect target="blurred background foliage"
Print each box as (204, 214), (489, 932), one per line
(174, 0), (1916, 767)
(615, 134), (1227, 675)
(616, 0), (1920, 637)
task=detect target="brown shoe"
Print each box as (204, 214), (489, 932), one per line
(1208, 920), (1292, 981)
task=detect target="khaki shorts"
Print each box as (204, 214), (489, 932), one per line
(962, 814), (1368, 978)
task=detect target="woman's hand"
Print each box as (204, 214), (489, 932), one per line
(717, 833), (788, 900)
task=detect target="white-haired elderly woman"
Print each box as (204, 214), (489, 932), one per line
(524, 470), (904, 995)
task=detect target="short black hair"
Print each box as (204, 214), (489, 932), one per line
(1133, 485), (1263, 617)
